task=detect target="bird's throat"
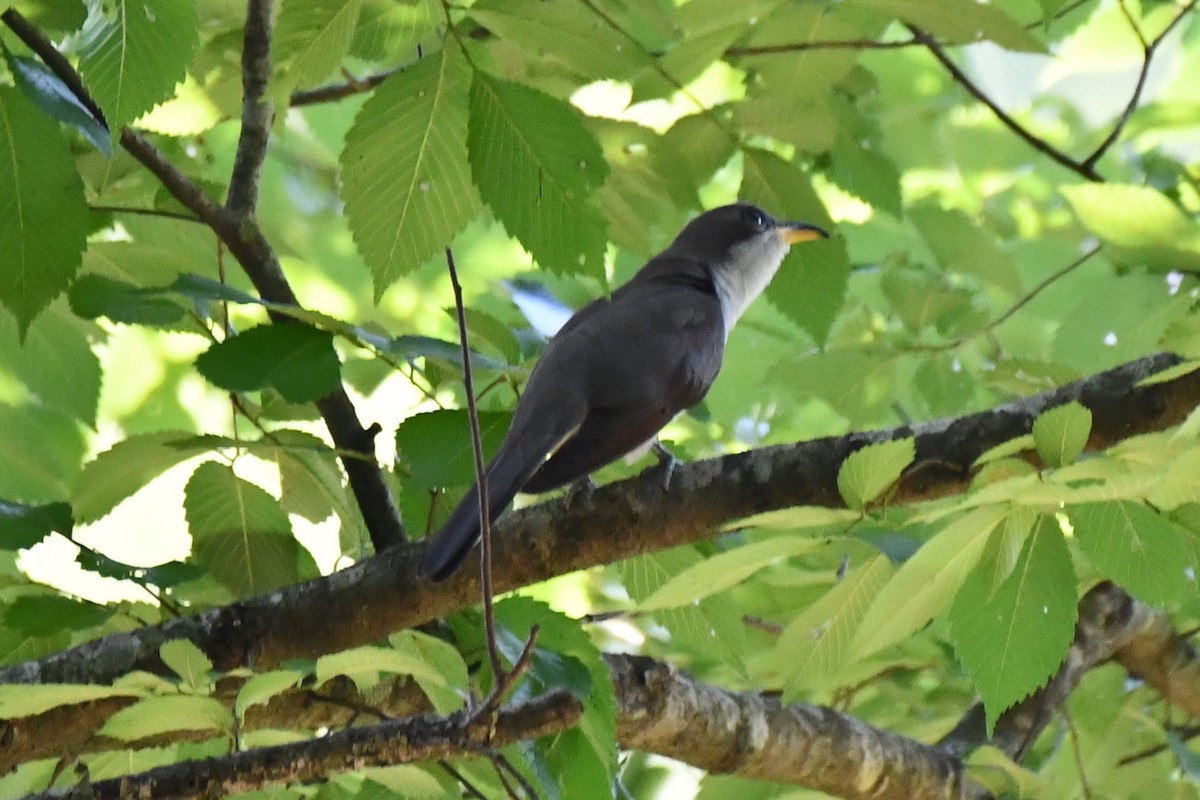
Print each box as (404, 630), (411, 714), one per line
(711, 235), (789, 336)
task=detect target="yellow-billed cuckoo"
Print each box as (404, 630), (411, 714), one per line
(419, 203), (828, 581)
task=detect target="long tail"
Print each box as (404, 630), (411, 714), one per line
(417, 411), (579, 582)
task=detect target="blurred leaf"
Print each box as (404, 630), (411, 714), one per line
(342, 42), (481, 298)
(0, 305), (101, 426)
(831, 135), (902, 216)
(235, 669), (306, 721)
(1061, 183), (1200, 272)
(72, 431), (211, 523)
(69, 274), (187, 326)
(388, 630), (468, 714)
(183, 462), (317, 597)
(950, 516), (1076, 733)
(159, 639), (213, 691)
(1032, 401), (1092, 468)
(3, 594), (110, 635)
(0, 403), (87, 503)
(0, 684), (140, 720)
(3, 49), (109, 156)
(853, 0), (1046, 52)
(1069, 501), (1191, 605)
(0, 87), (88, 336)
(837, 437), (915, 510)
(395, 410), (511, 488)
(638, 534), (826, 611)
(195, 323), (341, 403)
(0, 500), (71, 549)
(468, 73), (608, 278)
(274, 0), (363, 90)
(351, 0), (441, 62)
(315, 645), (449, 690)
(98, 695), (229, 741)
(77, 0), (199, 131)
(910, 206), (1023, 295)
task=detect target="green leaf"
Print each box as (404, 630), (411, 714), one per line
(235, 669), (306, 721)
(0, 87), (87, 336)
(1032, 401), (1092, 468)
(837, 437), (916, 510)
(1147, 444), (1200, 510)
(637, 534), (826, 611)
(98, 695), (230, 741)
(1061, 183), (1200, 271)
(852, 0), (1046, 52)
(315, 645), (449, 690)
(194, 323), (341, 403)
(183, 461), (317, 597)
(4, 50), (109, 156)
(741, 147), (848, 344)
(159, 639), (213, 691)
(68, 274), (187, 326)
(468, 73), (608, 278)
(0, 304), (101, 426)
(72, 431), (211, 523)
(830, 135), (902, 217)
(0, 500), (72, 549)
(0, 403), (87, 503)
(949, 516), (1076, 733)
(388, 630), (469, 714)
(853, 505), (1011, 657)
(77, 0), (200, 131)
(909, 206), (1023, 295)
(3, 595), (110, 634)
(1069, 501), (1190, 605)
(395, 409), (511, 488)
(342, 42), (481, 298)
(775, 554), (893, 699)
(274, 0), (364, 90)
(0, 684), (140, 720)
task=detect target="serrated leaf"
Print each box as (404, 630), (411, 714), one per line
(0, 304), (101, 426)
(741, 147), (847, 344)
(235, 669), (306, 720)
(853, 505), (1009, 657)
(77, 0), (200, 132)
(1148, 445), (1200, 510)
(183, 462), (316, 597)
(194, 323), (341, 403)
(315, 645), (449, 690)
(274, 0), (363, 90)
(72, 431), (211, 523)
(0, 403), (87, 502)
(854, 0), (1046, 52)
(468, 73), (608, 277)
(4, 50), (109, 156)
(837, 437), (915, 510)
(0, 87), (87, 336)
(98, 695), (229, 741)
(159, 639), (213, 691)
(395, 409), (511, 488)
(342, 42), (480, 298)
(0, 684), (141, 720)
(69, 274), (186, 326)
(388, 630), (468, 714)
(775, 554), (893, 699)
(949, 516), (1076, 733)
(0, 499), (71, 550)
(1061, 183), (1200, 271)
(638, 535), (826, 611)
(1069, 501), (1190, 605)
(1032, 401), (1092, 468)
(909, 206), (1023, 295)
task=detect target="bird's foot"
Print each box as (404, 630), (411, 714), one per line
(563, 476), (597, 510)
(649, 441), (679, 491)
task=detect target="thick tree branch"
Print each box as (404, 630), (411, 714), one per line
(0, 354), (1194, 688)
(226, 0), (275, 215)
(21, 690), (582, 800)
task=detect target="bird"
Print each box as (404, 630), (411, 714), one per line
(418, 203), (828, 581)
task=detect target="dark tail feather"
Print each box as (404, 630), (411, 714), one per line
(418, 429), (559, 581)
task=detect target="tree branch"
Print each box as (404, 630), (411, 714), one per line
(226, 0), (275, 215)
(1, 354), (1194, 691)
(907, 25), (1102, 182)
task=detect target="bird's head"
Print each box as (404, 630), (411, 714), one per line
(669, 202), (829, 330)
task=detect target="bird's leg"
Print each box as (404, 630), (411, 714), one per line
(562, 475), (597, 510)
(649, 441), (679, 491)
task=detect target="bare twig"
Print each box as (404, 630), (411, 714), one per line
(0, 8), (107, 128)
(289, 68), (402, 106)
(227, 0), (276, 215)
(1081, 0), (1199, 170)
(727, 38), (918, 56)
(444, 247), (505, 686)
(908, 25), (1102, 182)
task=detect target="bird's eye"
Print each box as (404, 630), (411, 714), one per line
(743, 207), (769, 231)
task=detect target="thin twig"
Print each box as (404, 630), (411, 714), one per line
(444, 247), (504, 686)
(289, 68), (402, 106)
(438, 760), (489, 799)
(908, 25), (1101, 182)
(1081, 0), (1198, 170)
(490, 750), (540, 799)
(1064, 709), (1094, 799)
(727, 38), (918, 56)
(0, 8), (107, 128)
(88, 204), (201, 223)
(227, 0), (276, 215)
